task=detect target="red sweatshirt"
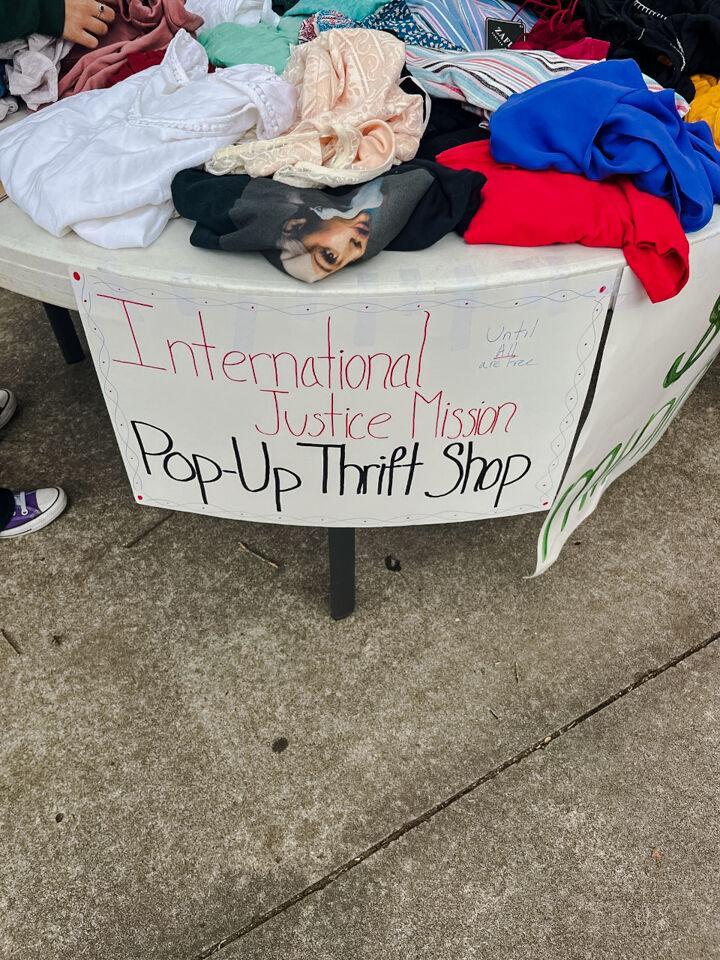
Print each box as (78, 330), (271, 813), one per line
(438, 140), (689, 303)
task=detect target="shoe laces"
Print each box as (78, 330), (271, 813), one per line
(14, 491), (28, 517)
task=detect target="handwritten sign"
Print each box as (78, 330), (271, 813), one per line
(536, 229), (720, 574)
(71, 269), (615, 526)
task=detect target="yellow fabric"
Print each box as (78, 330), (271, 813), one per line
(687, 75), (720, 145)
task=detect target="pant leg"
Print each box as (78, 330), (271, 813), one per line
(0, 488), (14, 530)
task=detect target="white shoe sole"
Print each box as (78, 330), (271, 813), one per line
(0, 392), (17, 431)
(0, 488), (68, 539)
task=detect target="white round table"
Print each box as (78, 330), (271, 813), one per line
(2, 122), (718, 615)
(0, 179), (637, 307)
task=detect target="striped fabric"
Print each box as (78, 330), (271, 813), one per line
(405, 47), (590, 113)
(405, 47), (692, 117)
(407, 0), (538, 51)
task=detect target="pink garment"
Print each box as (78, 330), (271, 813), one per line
(206, 28), (426, 189)
(59, 0), (204, 97)
(511, 17), (609, 60)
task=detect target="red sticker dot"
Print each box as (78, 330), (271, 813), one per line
(137, 495), (143, 501)
(542, 500), (550, 507)
(599, 285), (606, 293)
(73, 271), (81, 281)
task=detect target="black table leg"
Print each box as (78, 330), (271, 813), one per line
(43, 303), (85, 364)
(328, 527), (356, 620)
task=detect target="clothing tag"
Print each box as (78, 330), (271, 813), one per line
(486, 18), (525, 49)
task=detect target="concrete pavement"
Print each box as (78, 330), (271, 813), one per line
(1, 288), (718, 959)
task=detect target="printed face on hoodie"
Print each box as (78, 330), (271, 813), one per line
(171, 161), (485, 284)
(283, 211), (372, 277)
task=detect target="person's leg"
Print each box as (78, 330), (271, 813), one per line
(0, 488), (14, 530)
(0, 393), (18, 529)
(0, 390), (17, 526)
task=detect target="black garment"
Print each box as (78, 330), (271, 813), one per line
(171, 161), (485, 283)
(386, 161), (484, 248)
(400, 68), (430, 122)
(0, 488), (14, 530)
(416, 97), (489, 161)
(417, 125), (490, 161)
(579, 0), (720, 101)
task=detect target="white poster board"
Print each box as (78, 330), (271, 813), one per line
(536, 229), (720, 574)
(71, 267), (615, 526)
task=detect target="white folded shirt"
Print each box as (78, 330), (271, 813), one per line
(0, 30), (297, 248)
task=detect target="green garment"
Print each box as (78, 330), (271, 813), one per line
(283, 0), (385, 21)
(0, 0), (65, 43)
(199, 20), (302, 75)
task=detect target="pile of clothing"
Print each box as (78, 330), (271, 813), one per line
(2, 0), (720, 302)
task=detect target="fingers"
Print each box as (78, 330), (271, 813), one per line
(74, 29), (100, 49)
(83, 0), (116, 27)
(95, 2), (116, 23)
(63, 0), (116, 47)
(90, 17), (110, 36)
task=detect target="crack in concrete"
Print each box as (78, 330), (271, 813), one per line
(236, 540), (281, 573)
(0, 627), (22, 656)
(195, 627), (720, 958)
(123, 512), (175, 549)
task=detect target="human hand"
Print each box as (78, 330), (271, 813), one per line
(62, 0), (116, 48)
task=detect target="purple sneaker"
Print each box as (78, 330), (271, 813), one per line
(0, 388), (17, 430)
(0, 488), (67, 538)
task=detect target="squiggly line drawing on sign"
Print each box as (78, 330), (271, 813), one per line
(664, 293), (720, 387)
(539, 301), (720, 566)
